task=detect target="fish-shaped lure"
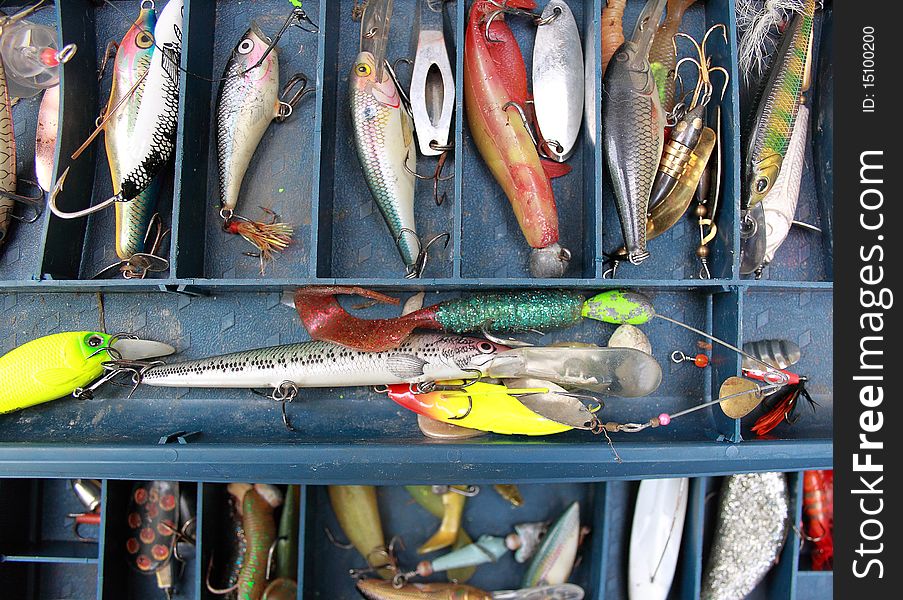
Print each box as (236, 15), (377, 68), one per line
(464, 0), (571, 278)
(0, 332), (175, 414)
(328, 485), (394, 580)
(523, 501), (580, 587)
(140, 334), (505, 390)
(115, 0), (182, 204)
(105, 5), (162, 260)
(357, 580), (492, 600)
(742, 0), (815, 209)
(216, 23), (293, 259)
(602, 0), (668, 265)
(351, 46), (419, 276)
(701, 472), (789, 600)
(387, 382), (574, 436)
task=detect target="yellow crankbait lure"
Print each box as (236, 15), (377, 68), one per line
(386, 382), (574, 436)
(0, 331), (174, 414)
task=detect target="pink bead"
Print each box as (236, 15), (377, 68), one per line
(658, 413), (671, 426)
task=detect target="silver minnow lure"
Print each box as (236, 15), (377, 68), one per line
(602, 0), (668, 265)
(701, 472), (789, 600)
(522, 501), (580, 587)
(216, 23), (279, 216)
(350, 50), (419, 275)
(142, 334), (504, 389)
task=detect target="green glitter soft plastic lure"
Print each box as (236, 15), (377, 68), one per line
(291, 287), (656, 352)
(743, 0), (815, 209)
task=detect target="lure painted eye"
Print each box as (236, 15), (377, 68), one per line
(87, 335), (104, 348)
(237, 38), (255, 55)
(755, 177), (769, 193)
(477, 342), (495, 354)
(136, 31), (154, 49)
(355, 62), (372, 77)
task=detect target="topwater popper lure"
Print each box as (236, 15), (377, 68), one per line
(351, 0), (424, 278)
(464, 0), (572, 278)
(216, 22), (311, 267)
(104, 4), (163, 264)
(739, 0), (815, 211)
(602, 0), (668, 266)
(50, 0), (184, 220)
(0, 332), (175, 414)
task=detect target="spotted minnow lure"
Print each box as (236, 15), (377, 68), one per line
(0, 332), (174, 414)
(216, 23), (293, 261)
(387, 382), (573, 436)
(106, 5), (161, 260)
(141, 334), (504, 389)
(0, 53), (16, 250)
(351, 29), (419, 276)
(743, 0), (815, 209)
(602, 0), (668, 265)
(230, 484), (283, 600)
(522, 501), (580, 587)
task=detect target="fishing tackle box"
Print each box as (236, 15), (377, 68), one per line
(0, 0), (832, 597)
(0, 474), (832, 599)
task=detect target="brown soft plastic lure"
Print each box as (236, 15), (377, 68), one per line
(601, 0), (627, 74)
(357, 579), (492, 600)
(649, 0), (698, 112)
(233, 484), (283, 600)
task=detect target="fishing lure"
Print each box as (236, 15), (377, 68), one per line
(328, 485), (394, 579)
(749, 372), (813, 436)
(35, 85), (59, 193)
(352, 0), (423, 277)
(0, 332), (174, 414)
(358, 580), (584, 600)
(523, 501), (580, 587)
(386, 382), (576, 437)
(0, 46), (17, 251)
(104, 5), (163, 263)
(741, 339), (801, 371)
(397, 534), (509, 584)
(126, 481), (183, 597)
(648, 0), (697, 112)
(802, 470), (832, 571)
(207, 485), (248, 596)
(216, 23), (309, 265)
(417, 487), (466, 554)
(493, 484), (523, 507)
(464, 0), (571, 278)
(740, 0), (815, 210)
(405, 486), (476, 583)
(50, 0), (183, 219)
(701, 473), (789, 600)
(261, 484), (300, 599)
(410, 0), (454, 158)
(600, 0), (627, 74)
(694, 106), (722, 278)
(231, 484), (283, 600)
(628, 478), (689, 600)
(532, 0), (583, 163)
(602, 0), (668, 265)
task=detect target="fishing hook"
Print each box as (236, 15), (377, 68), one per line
(205, 553), (239, 595)
(483, 0), (552, 43)
(383, 59), (414, 116)
(502, 101), (563, 160)
(479, 321), (541, 348)
(446, 394), (474, 420)
(276, 72), (315, 122)
(98, 40), (119, 82)
(324, 527), (355, 550)
(0, 180), (44, 223)
(430, 484), (480, 497)
(270, 380), (299, 432)
(403, 230), (450, 279)
(403, 149), (453, 206)
(92, 214), (171, 279)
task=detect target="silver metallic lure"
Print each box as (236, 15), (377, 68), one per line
(410, 0), (454, 157)
(532, 0), (584, 162)
(701, 472), (789, 600)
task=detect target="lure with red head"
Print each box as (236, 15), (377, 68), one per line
(464, 0), (572, 277)
(803, 470), (833, 571)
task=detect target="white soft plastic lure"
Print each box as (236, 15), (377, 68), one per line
(628, 478), (690, 600)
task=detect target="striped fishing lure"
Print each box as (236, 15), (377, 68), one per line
(743, 0), (815, 208)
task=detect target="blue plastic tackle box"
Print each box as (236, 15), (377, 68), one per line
(0, 0), (833, 598)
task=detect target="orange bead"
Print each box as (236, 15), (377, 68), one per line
(694, 354), (709, 368)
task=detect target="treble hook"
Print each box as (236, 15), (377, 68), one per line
(98, 41), (119, 82)
(276, 72), (314, 122)
(92, 214), (171, 279)
(0, 180), (44, 223)
(270, 380), (299, 432)
(406, 231), (451, 279)
(483, 0), (553, 43)
(502, 101), (563, 160)
(403, 148), (453, 206)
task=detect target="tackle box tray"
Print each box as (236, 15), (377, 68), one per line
(1, 0), (831, 504)
(0, 473), (833, 599)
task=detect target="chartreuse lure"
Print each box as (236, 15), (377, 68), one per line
(0, 332), (174, 414)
